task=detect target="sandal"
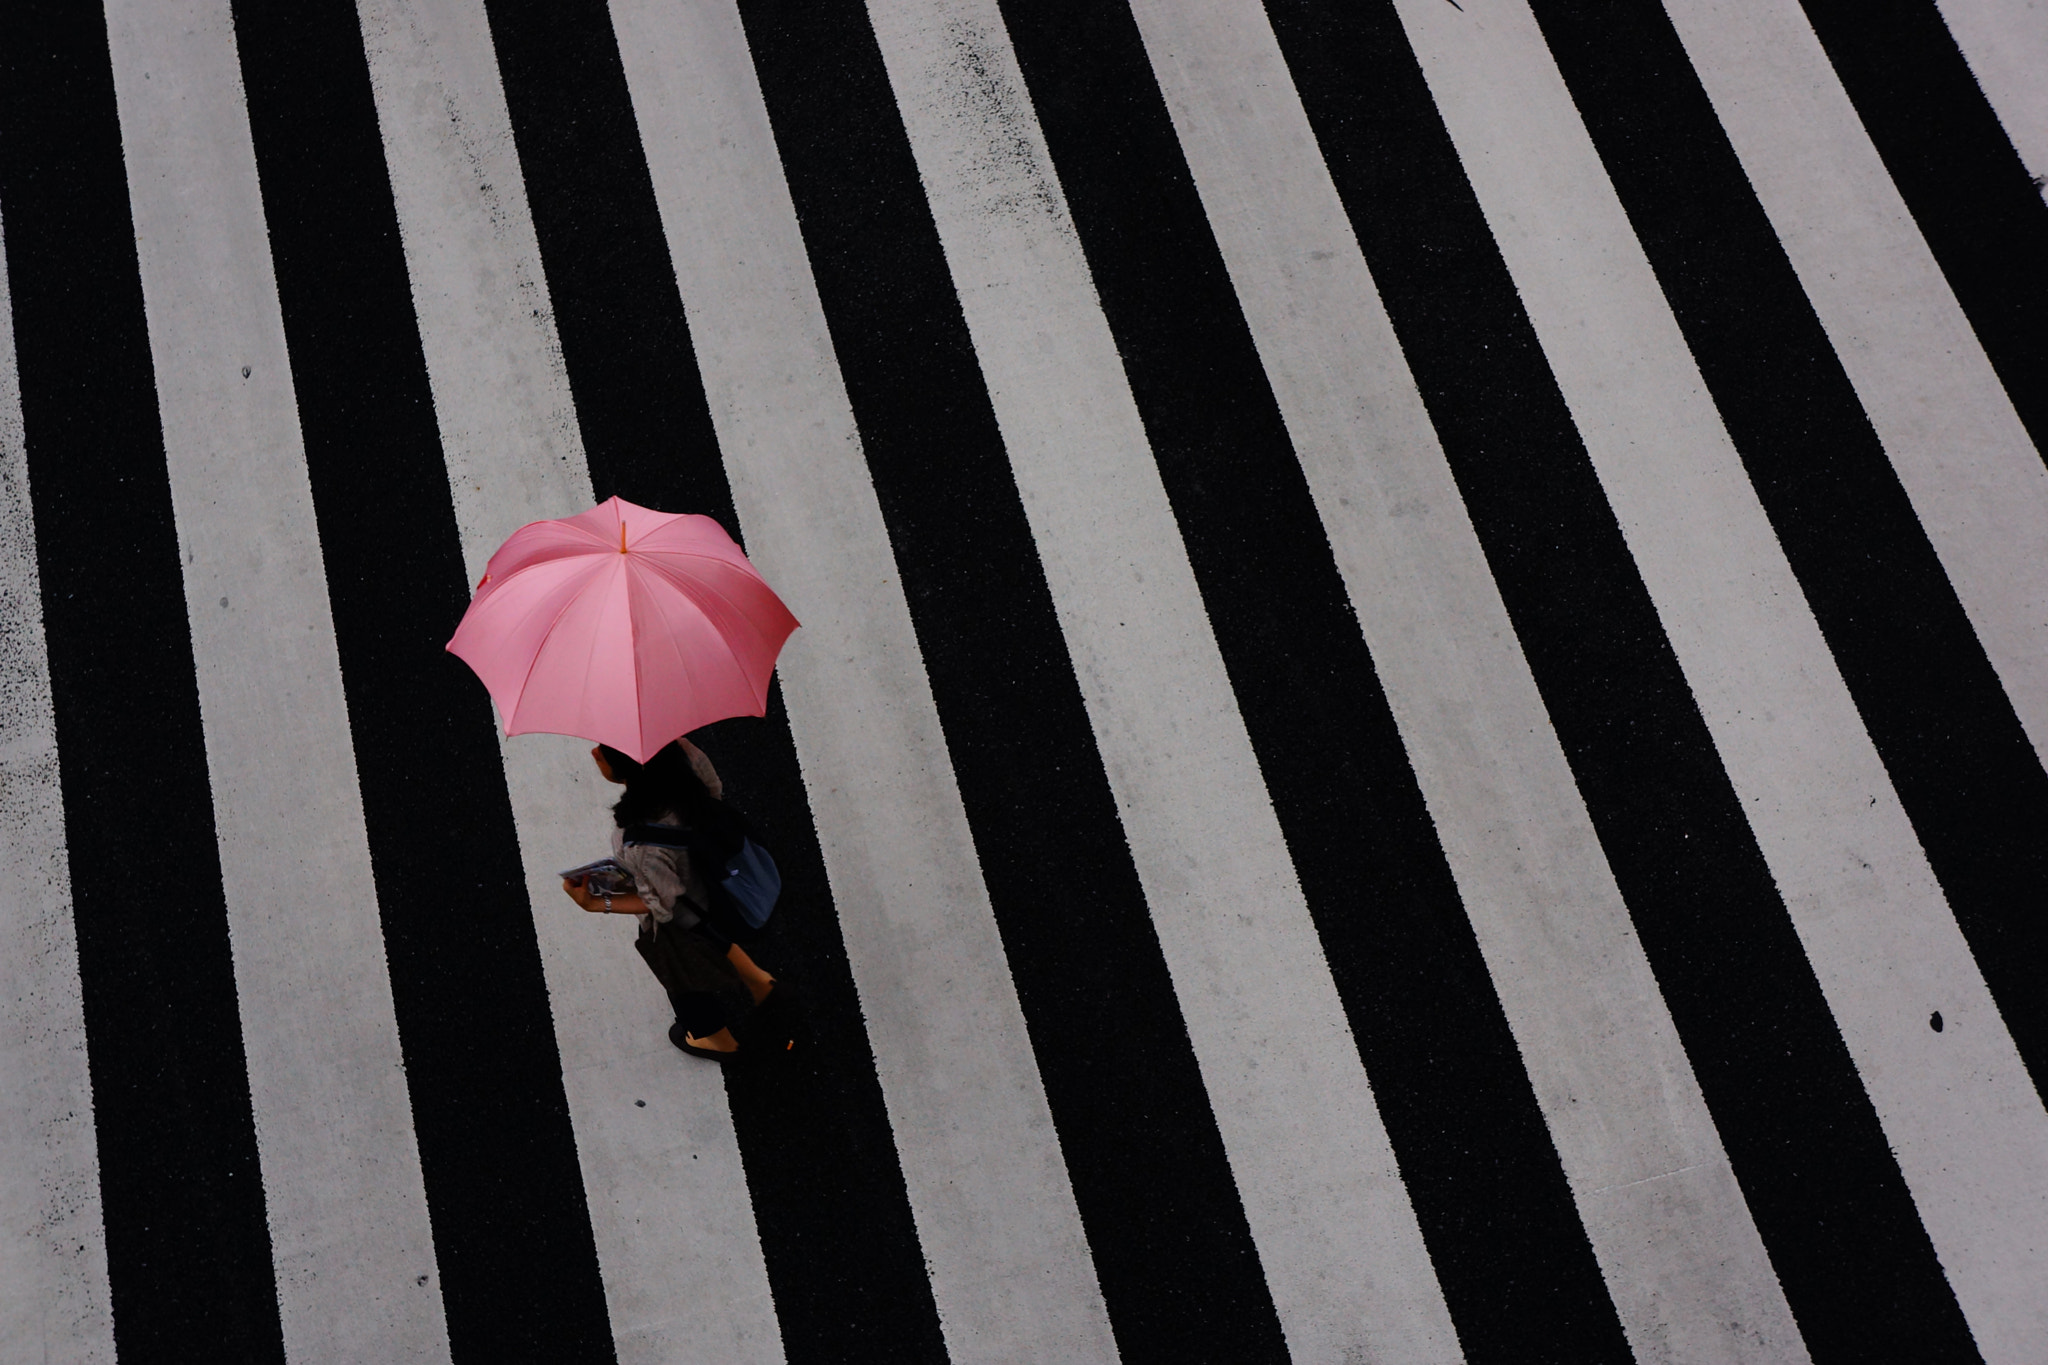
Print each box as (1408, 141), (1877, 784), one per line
(669, 1021), (739, 1062)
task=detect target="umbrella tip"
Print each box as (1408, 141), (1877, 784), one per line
(620, 522), (628, 554)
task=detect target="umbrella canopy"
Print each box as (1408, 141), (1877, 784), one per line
(447, 495), (798, 762)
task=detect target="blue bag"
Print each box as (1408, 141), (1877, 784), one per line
(712, 836), (781, 932)
(624, 816), (781, 942)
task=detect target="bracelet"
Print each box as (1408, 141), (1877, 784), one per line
(602, 891), (614, 913)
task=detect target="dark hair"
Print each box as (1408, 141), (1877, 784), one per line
(599, 740), (718, 829)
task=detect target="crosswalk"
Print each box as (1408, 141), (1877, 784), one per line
(2, 0), (2043, 1361)
(362, 5), (784, 1358)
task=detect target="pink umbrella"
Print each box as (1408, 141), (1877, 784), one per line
(447, 495), (799, 763)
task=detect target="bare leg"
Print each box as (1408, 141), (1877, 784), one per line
(681, 947), (777, 1054)
(726, 943), (776, 1004)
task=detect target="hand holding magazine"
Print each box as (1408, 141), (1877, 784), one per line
(557, 858), (636, 898)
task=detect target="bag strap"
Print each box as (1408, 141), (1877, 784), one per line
(622, 823), (692, 850)
(624, 804), (753, 852)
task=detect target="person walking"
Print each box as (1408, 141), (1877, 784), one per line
(561, 736), (781, 1060)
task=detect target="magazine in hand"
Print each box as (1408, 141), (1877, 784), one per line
(558, 858), (635, 897)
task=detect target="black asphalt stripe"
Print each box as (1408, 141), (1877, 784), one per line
(226, 3), (617, 1358)
(732, 3), (1290, 1359)
(0, 8), (286, 1359)
(1262, 1), (1984, 1359)
(993, 4), (1633, 1361)
(476, 4), (948, 1360)
(475, 0), (726, 518)
(1796, 0), (2048, 461)
(1529, 0), (2024, 1350)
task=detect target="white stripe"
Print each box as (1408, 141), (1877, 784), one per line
(1934, 0), (2048, 190)
(1663, 0), (2048, 770)
(0, 199), (116, 1365)
(1391, 0), (2048, 1359)
(1126, 2), (1812, 1359)
(351, 2), (784, 1359)
(862, 2), (1463, 1359)
(100, 3), (452, 1358)
(608, 1), (1119, 1357)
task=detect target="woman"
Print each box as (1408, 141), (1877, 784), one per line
(560, 737), (779, 1060)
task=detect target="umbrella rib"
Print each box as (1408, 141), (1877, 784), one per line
(485, 518), (613, 583)
(637, 563), (779, 703)
(503, 566), (607, 734)
(629, 562), (651, 758)
(691, 573), (789, 695)
(642, 557), (793, 644)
